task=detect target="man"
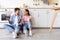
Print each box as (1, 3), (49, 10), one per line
(4, 8), (22, 38)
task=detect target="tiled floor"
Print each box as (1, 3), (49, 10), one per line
(0, 29), (60, 40)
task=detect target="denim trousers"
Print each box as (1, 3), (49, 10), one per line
(4, 24), (19, 33)
(23, 21), (31, 31)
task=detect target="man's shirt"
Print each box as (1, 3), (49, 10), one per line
(9, 14), (22, 25)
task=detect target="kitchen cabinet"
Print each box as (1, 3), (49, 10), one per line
(29, 9), (49, 27)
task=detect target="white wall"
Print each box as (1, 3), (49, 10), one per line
(0, 0), (33, 8)
(0, 0), (54, 8)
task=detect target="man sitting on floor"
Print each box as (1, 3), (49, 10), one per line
(4, 8), (22, 38)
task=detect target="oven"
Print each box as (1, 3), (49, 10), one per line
(0, 8), (14, 28)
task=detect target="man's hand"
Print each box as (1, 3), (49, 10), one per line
(6, 17), (10, 23)
(15, 23), (18, 26)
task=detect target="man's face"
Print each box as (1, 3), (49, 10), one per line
(15, 10), (20, 15)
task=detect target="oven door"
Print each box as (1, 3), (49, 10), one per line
(0, 12), (8, 28)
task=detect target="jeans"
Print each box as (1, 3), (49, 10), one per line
(4, 24), (19, 33)
(23, 21), (31, 31)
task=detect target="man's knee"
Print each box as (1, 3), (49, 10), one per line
(4, 24), (8, 28)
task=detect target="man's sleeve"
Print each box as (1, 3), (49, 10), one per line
(9, 15), (13, 24)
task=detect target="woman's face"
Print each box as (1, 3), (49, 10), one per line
(24, 10), (28, 15)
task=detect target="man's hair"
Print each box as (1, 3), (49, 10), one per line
(14, 8), (20, 12)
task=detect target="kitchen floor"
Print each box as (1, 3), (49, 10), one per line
(0, 29), (60, 40)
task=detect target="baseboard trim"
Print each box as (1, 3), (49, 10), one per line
(0, 27), (60, 29)
(32, 27), (60, 29)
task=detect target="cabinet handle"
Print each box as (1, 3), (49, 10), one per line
(38, 12), (39, 18)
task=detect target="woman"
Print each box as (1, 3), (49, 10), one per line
(22, 9), (32, 36)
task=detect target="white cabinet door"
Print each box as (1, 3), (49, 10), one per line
(38, 9), (48, 27)
(29, 9), (39, 27)
(47, 9), (54, 27)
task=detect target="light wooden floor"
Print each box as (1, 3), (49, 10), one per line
(0, 29), (60, 40)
